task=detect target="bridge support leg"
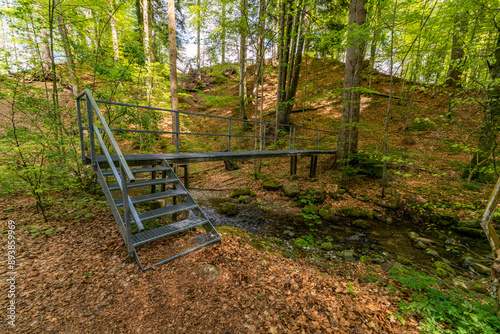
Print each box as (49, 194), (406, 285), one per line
(309, 156), (318, 179)
(290, 156), (297, 176)
(151, 164), (156, 194)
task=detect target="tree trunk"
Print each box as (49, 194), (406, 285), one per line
(109, 0), (120, 61)
(221, 0), (226, 64)
(56, 16), (79, 96)
(336, 0), (368, 163)
(238, 0), (248, 120)
(168, 0), (179, 146)
(40, 28), (51, 71)
(445, 5), (467, 88)
(142, 0), (152, 103)
(197, 0), (201, 77)
(473, 30), (500, 170)
(253, 0), (266, 100)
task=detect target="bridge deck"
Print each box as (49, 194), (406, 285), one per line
(88, 149), (336, 165)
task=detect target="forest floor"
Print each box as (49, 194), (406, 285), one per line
(1, 58), (499, 332)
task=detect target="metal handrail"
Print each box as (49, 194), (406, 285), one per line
(77, 89), (135, 182)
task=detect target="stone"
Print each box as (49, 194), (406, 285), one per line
(416, 241), (426, 249)
(359, 256), (371, 264)
(409, 232), (419, 240)
(342, 250), (356, 262)
(332, 245), (344, 252)
(319, 208), (337, 222)
(459, 256), (477, 268)
(219, 202), (237, 215)
(283, 230), (295, 238)
(385, 217), (393, 224)
(321, 242), (333, 251)
(239, 195), (252, 204)
(452, 279), (467, 290)
(262, 180), (282, 191)
(471, 263), (491, 276)
(353, 219), (371, 229)
(471, 283), (488, 294)
(433, 261), (455, 275)
(415, 237), (435, 245)
(298, 188), (327, 205)
(230, 187), (251, 198)
(283, 182), (300, 197)
(397, 257), (411, 265)
(426, 248), (439, 257)
(199, 264), (220, 281)
(373, 213), (384, 221)
(303, 205), (319, 214)
(288, 175), (298, 181)
(436, 268), (449, 278)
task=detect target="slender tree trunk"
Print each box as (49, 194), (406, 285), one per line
(57, 16), (79, 96)
(336, 0), (368, 163)
(40, 28), (51, 71)
(238, 0), (248, 119)
(109, 0), (120, 61)
(445, 4), (467, 88)
(197, 0), (201, 77)
(253, 0), (266, 100)
(142, 0), (152, 103)
(221, 0), (226, 64)
(168, 0), (179, 146)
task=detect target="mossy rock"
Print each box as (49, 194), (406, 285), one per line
(219, 202), (237, 215)
(451, 226), (484, 239)
(297, 188), (327, 206)
(352, 219), (371, 229)
(321, 242), (333, 251)
(471, 283), (488, 294)
(338, 206), (373, 219)
(283, 182), (300, 197)
(230, 187), (251, 198)
(397, 257), (411, 265)
(262, 180), (282, 191)
(332, 245), (344, 252)
(430, 214), (459, 227)
(433, 261), (456, 275)
(303, 205), (319, 214)
(319, 208), (338, 222)
(239, 195), (252, 204)
(359, 256), (371, 264)
(457, 220), (481, 228)
(436, 268), (449, 278)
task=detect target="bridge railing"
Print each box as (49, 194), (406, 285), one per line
(77, 92), (336, 159)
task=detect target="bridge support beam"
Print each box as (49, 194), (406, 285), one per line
(309, 156), (318, 179)
(290, 156), (298, 176)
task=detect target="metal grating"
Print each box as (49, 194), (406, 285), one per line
(114, 189), (187, 207)
(108, 177), (178, 191)
(132, 216), (207, 246)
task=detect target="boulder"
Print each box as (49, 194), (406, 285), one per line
(433, 261), (455, 275)
(262, 180), (282, 191)
(426, 248), (439, 257)
(319, 208), (337, 222)
(199, 264), (220, 281)
(436, 268), (449, 278)
(452, 279), (467, 290)
(283, 182), (301, 197)
(230, 187), (251, 198)
(283, 230), (295, 238)
(471, 283), (488, 294)
(298, 188), (327, 206)
(321, 242), (333, 251)
(416, 241), (426, 249)
(239, 195), (252, 204)
(342, 250), (356, 262)
(459, 256), (477, 268)
(397, 257), (411, 265)
(338, 206), (373, 218)
(471, 263), (491, 276)
(219, 202), (237, 215)
(353, 219), (371, 229)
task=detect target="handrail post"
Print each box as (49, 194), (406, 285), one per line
(293, 126), (296, 150)
(289, 125), (292, 150)
(121, 164), (134, 262)
(228, 119), (231, 152)
(76, 98), (85, 165)
(175, 110), (180, 154)
(263, 124), (266, 151)
(86, 95), (97, 170)
(317, 130), (321, 150)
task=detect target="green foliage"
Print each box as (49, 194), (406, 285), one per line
(390, 266), (500, 333)
(341, 152), (383, 179)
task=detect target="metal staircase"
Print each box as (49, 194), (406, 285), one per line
(77, 89), (220, 271)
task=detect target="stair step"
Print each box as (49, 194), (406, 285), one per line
(132, 216), (208, 246)
(102, 166), (170, 177)
(114, 189), (188, 207)
(137, 202), (197, 222)
(108, 177), (178, 192)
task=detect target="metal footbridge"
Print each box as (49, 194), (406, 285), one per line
(76, 89), (336, 270)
